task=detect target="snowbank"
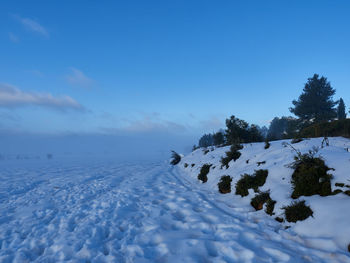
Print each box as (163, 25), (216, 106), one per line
(179, 137), (350, 253)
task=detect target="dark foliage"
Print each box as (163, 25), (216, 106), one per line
(184, 163), (188, 168)
(335, 183), (345, 187)
(265, 198), (276, 216)
(275, 217), (284, 223)
(337, 98), (346, 120)
(344, 190), (350, 196)
(290, 74), (337, 123)
(250, 191), (270, 211)
(291, 138), (303, 144)
(203, 149), (210, 155)
(264, 140), (270, 149)
(257, 161), (266, 166)
(289, 151), (333, 198)
(267, 116), (299, 140)
(198, 134), (214, 148)
(221, 144), (243, 168)
(235, 169), (269, 197)
(170, 151), (181, 165)
(191, 163), (195, 167)
(225, 115), (263, 144)
(332, 189), (343, 195)
(300, 119), (350, 138)
(283, 200), (313, 223)
(213, 131), (225, 146)
(218, 175), (233, 194)
(197, 164), (212, 183)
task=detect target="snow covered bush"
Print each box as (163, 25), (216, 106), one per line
(170, 151), (181, 165)
(218, 175), (232, 194)
(220, 144), (243, 168)
(283, 200), (313, 223)
(289, 151), (333, 198)
(197, 164), (212, 183)
(235, 169), (268, 197)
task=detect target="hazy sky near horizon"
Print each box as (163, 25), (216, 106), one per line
(1, 0), (350, 139)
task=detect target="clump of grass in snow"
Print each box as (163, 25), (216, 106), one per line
(170, 151), (181, 165)
(235, 169), (268, 197)
(197, 164), (212, 183)
(282, 200), (313, 223)
(218, 175), (232, 194)
(221, 144), (243, 169)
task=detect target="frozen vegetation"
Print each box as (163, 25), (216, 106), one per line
(0, 137), (350, 262)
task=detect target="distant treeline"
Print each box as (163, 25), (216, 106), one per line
(196, 74), (349, 148)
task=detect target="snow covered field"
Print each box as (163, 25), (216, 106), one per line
(0, 138), (350, 262)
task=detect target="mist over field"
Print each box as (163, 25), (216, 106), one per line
(0, 131), (196, 162)
(1, 1), (350, 262)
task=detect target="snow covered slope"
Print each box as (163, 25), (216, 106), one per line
(179, 137), (350, 258)
(0, 138), (349, 262)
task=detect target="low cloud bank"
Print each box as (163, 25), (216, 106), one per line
(0, 131), (197, 163)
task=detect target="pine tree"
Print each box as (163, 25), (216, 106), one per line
(290, 74), (337, 123)
(337, 98), (346, 120)
(225, 115), (249, 144)
(198, 134), (213, 148)
(213, 131), (225, 146)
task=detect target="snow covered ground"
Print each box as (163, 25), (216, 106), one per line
(0, 138), (349, 262)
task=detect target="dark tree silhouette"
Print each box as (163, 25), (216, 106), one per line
(213, 131), (225, 146)
(290, 74), (337, 123)
(337, 98), (346, 120)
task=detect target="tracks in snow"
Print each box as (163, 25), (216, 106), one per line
(0, 162), (348, 262)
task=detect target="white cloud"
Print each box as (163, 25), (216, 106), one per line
(9, 32), (19, 43)
(0, 83), (85, 112)
(66, 68), (94, 88)
(13, 14), (49, 37)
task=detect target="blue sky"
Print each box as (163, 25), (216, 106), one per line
(1, 0), (350, 139)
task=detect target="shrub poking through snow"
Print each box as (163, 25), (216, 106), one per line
(170, 151), (181, 165)
(203, 149), (210, 155)
(235, 169), (269, 197)
(332, 189), (343, 195)
(291, 138), (303, 144)
(264, 141), (270, 149)
(344, 190), (350, 196)
(197, 164), (212, 183)
(218, 175), (232, 194)
(184, 163), (188, 168)
(250, 191), (276, 215)
(191, 163), (195, 167)
(265, 198), (276, 216)
(283, 200), (313, 223)
(275, 217), (284, 223)
(288, 150), (333, 199)
(250, 192), (270, 211)
(221, 144), (243, 168)
(335, 183), (345, 187)
(257, 161), (266, 166)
